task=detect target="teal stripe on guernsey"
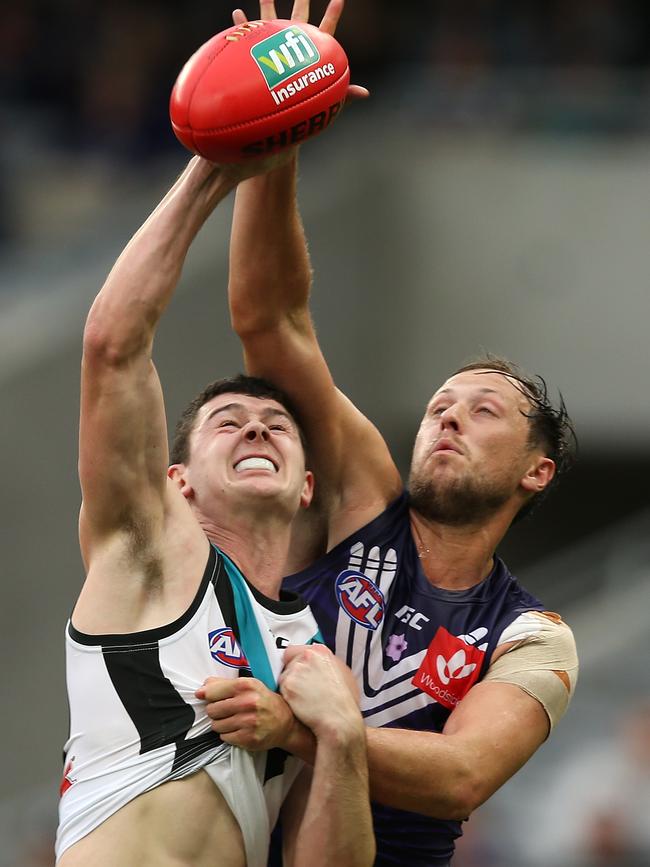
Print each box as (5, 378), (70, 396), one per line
(218, 549), (277, 691)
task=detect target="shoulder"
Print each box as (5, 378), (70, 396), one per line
(485, 611), (579, 730)
(496, 610), (578, 658)
(73, 484), (210, 633)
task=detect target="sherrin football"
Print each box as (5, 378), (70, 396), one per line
(170, 19), (350, 163)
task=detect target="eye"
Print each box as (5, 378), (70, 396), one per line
(269, 423), (288, 433)
(431, 406), (447, 417)
(218, 419), (238, 428)
(476, 406), (495, 416)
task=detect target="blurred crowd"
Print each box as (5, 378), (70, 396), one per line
(529, 702), (650, 867)
(3, 0), (650, 164)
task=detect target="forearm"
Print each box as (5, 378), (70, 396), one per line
(366, 726), (476, 820)
(229, 155), (312, 335)
(366, 679), (552, 819)
(282, 717), (317, 765)
(86, 158), (236, 358)
(293, 728), (375, 867)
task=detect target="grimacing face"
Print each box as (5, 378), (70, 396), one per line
(169, 392), (313, 516)
(408, 369), (554, 525)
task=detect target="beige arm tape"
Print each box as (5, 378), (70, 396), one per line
(482, 612), (579, 730)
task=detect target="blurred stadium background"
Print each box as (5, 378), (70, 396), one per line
(1, 1), (649, 865)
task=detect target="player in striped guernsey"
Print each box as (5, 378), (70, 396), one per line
(214, 3), (580, 865)
(56, 151), (375, 866)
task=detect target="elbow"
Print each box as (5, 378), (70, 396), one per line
(442, 780), (483, 821)
(229, 292), (278, 339)
(228, 276), (311, 340)
(82, 319), (128, 368)
(83, 305), (151, 367)
(426, 763), (487, 821)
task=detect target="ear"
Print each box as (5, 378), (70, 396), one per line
(299, 470), (315, 510)
(520, 457), (556, 495)
(168, 464), (194, 500)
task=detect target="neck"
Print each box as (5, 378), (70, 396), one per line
(409, 508), (513, 591)
(194, 506), (293, 600)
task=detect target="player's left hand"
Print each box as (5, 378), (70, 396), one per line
(279, 644), (364, 743)
(197, 676), (295, 751)
(232, 0), (369, 102)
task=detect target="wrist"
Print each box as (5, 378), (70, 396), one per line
(281, 715), (317, 764)
(237, 150), (298, 192)
(313, 714), (366, 751)
(178, 157), (237, 207)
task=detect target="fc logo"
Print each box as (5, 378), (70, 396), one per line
(208, 628), (250, 668)
(335, 570), (385, 630)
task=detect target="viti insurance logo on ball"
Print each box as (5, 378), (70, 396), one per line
(251, 27), (337, 105)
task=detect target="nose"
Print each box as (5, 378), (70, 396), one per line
(243, 420), (269, 442)
(439, 404), (461, 432)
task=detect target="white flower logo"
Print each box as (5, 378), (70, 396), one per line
(436, 649), (477, 685)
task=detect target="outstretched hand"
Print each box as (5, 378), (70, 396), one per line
(232, 0), (369, 103)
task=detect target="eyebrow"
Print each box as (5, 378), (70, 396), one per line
(205, 403), (294, 424)
(206, 402), (245, 421)
(433, 387), (502, 400)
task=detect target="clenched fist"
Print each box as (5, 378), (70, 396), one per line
(279, 644), (364, 744)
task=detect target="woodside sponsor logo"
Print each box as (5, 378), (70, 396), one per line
(412, 627), (485, 709)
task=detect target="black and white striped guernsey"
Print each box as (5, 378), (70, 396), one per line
(56, 543), (321, 866)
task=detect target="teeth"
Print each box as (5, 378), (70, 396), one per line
(235, 457), (276, 473)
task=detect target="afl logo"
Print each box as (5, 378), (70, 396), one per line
(208, 628), (250, 669)
(335, 570), (385, 630)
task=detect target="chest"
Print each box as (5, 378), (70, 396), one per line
(286, 542), (518, 731)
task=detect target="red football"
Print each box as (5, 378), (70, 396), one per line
(170, 19), (350, 163)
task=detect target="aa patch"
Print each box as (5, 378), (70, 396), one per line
(208, 628), (250, 669)
(335, 570), (385, 630)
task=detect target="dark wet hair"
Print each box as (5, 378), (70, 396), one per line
(170, 374), (306, 465)
(453, 353), (577, 521)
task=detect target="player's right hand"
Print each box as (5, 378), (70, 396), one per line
(197, 676), (295, 751)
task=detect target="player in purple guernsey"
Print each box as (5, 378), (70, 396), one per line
(280, 495), (555, 865)
(200, 3), (580, 864)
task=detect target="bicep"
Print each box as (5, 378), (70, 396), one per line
(442, 680), (550, 808)
(79, 344), (169, 544)
(484, 612), (579, 731)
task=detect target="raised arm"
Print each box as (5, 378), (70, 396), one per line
(228, 2), (402, 553)
(79, 158), (236, 563)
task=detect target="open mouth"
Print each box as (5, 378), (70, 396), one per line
(234, 457), (278, 473)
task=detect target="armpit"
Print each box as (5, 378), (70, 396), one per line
(483, 612), (579, 730)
